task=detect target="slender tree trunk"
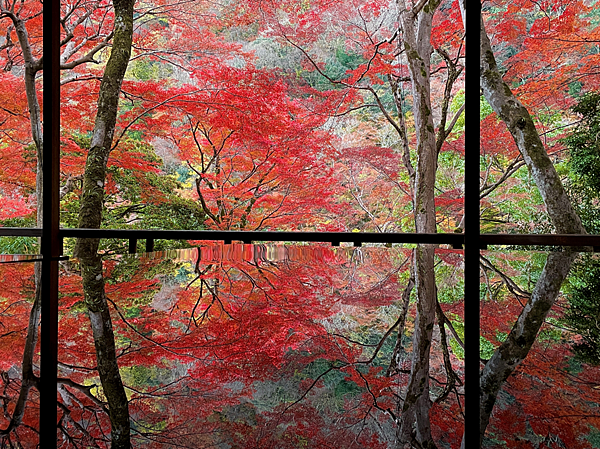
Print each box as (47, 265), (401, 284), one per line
(9, 13), (44, 217)
(387, 252), (415, 377)
(0, 8), (46, 439)
(73, 0), (135, 447)
(395, 1), (441, 447)
(456, 2), (587, 445)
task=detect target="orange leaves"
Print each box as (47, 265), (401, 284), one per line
(0, 72), (37, 208)
(495, 16), (527, 42)
(60, 139), (87, 180)
(481, 114), (520, 158)
(431, 0), (465, 51)
(345, 52), (394, 86)
(334, 143), (411, 232)
(486, 0), (598, 112)
(109, 145), (160, 175)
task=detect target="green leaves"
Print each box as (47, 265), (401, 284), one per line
(563, 92), (600, 233)
(565, 92), (600, 191)
(563, 255), (600, 366)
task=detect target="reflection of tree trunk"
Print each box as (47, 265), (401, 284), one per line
(0, 264), (42, 436)
(80, 253), (130, 449)
(398, 245), (437, 448)
(72, 0), (135, 446)
(387, 254), (415, 377)
(475, 251), (577, 446)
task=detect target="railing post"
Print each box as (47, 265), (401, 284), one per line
(145, 238), (154, 253)
(128, 238), (138, 254)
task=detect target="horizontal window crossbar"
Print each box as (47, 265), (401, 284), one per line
(0, 227), (43, 237)
(59, 228), (464, 246)
(2, 227), (599, 249)
(480, 234), (599, 248)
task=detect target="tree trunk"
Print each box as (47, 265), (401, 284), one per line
(478, 251), (578, 442)
(9, 12), (44, 226)
(74, 0), (136, 245)
(466, 2), (586, 236)
(395, 1), (441, 447)
(73, 0), (135, 447)
(0, 8), (45, 440)
(457, 2), (587, 445)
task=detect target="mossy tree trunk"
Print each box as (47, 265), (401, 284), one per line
(457, 2), (587, 445)
(73, 0), (135, 447)
(395, 1), (441, 447)
(1, 2), (121, 442)
(477, 251), (578, 442)
(75, 0), (136, 244)
(476, 14), (584, 235)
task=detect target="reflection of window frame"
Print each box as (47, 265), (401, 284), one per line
(0, 2), (597, 447)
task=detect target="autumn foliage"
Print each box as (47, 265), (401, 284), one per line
(2, 0), (600, 446)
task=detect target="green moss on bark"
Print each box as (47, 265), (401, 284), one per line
(73, 0), (136, 447)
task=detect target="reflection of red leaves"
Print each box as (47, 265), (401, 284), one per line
(0, 264), (41, 446)
(0, 246), (463, 446)
(430, 400), (464, 448)
(341, 273), (405, 307)
(436, 249), (464, 268)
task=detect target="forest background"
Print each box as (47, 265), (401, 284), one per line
(1, 0), (600, 447)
